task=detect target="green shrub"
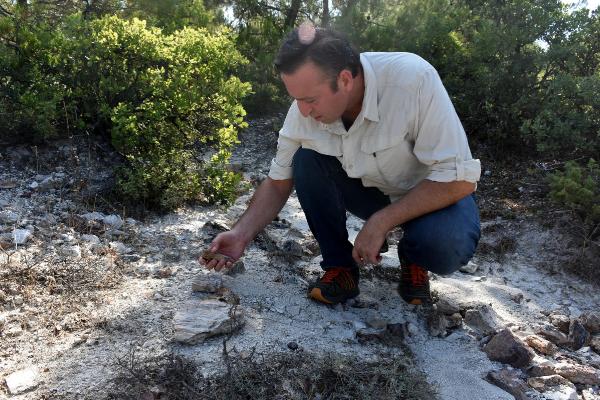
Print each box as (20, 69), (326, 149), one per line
(0, 14), (250, 209)
(549, 159), (600, 229)
(521, 74), (600, 155)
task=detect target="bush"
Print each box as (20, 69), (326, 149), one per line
(549, 159), (600, 230)
(521, 74), (600, 155)
(0, 14), (250, 209)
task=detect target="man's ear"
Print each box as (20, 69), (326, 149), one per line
(338, 69), (354, 92)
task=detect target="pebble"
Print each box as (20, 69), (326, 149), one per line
(12, 229), (32, 245)
(459, 261), (479, 274)
(4, 367), (40, 395)
(287, 341), (299, 350)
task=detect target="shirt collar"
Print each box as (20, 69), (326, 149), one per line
(359, 53), (379, 123)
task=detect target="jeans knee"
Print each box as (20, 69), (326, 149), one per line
(400, 230), (479, 275)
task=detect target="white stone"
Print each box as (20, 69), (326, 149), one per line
(173, 299), (244, 344)
(29, 181), (39, 189)
(109, 241), (132, 254)
(81, 212), (105, 221)
(460, 261), (479, 274)
(0, 210), (19, 224)
(12, 229), (32, 245)
(103, 214), (124, 229)
(81, 234), (101, 244)
(5, 367), (39, 394)
(60, 245), (82, 258)
(191, 273), (223, 293)
(542, 387), (578, 400)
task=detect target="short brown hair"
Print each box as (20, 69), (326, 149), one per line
(274, 27), (361, 91)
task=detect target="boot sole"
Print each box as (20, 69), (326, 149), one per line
(308, 287), (358, 305)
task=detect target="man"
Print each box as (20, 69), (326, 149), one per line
(201, 24), (481, 306)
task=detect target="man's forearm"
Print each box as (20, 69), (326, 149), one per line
(232, 177), (294, 245)
(371, 180), (476, 232)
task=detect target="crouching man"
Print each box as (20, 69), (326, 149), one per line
(201, 24), (481, 306)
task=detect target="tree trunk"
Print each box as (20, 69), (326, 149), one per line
(283, 0), (301, 31)
(322, 0), (330, 27)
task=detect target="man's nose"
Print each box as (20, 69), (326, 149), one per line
(297, 101), (311, 117)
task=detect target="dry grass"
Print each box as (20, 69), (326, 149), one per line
(102, 345), (437, 400)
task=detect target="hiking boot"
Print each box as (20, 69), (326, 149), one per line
(398, 262), (431, 305)
(308, 267), (359, 304)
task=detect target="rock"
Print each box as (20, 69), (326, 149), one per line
(569, 319), (590, 350)
(356, 327), (387, 343)
(386, 322), (408, 339)
(0, 210), (19, 224)
(287, 341), (299, 351)
(582, 388), (600, 400)
(223, 260), (245, 276)
(591, 335), (600, 354)
(366, 315), (388, 330)
(435, 298), (461, 315)
(350, 295), (379, 309)
(484, 328), (535, 368)
(103, 214), (124, 229)
(0, 314), (6, 328)
(81, 211), (105, 221)
(12, 229), (32, 245)
(427, 306), (448, 338)
(464, 304), (501, 336)
(446, 313), (463, 329)
(5, 367), (40, 395)
(155, 267), (173, 279)
(60, 245), (82, 258)
(550, 314), (571, 334)
(216, 288), (240, 305)
(109, 241), (132, 255)
(406, 322), (419, 336)
(6, 325), (23, 337)
(526, 335), (558, 355)
(573, 346), (600, 369)
(81, 234), (100, 244)
(173, 300), (244, 344)
(0, 234), (12, 249)
(580, 312), (600, 335)
(510, 292), (524, 304)
(281, 239), (304, 258)
(0, 180), (17, 189)
(537, 325), (571, 347)
(486, 369), (531, 400)
(459, 260), (479, 274)
(527, 375), (577, 400)
(527, 355), (558, 377)
(554, 361), (600, 385)
(191, 273), (223, 293)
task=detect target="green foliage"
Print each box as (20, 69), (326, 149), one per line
(0, 13), (250, 209)
(521, 73), (600, 154)
(549, 159), (600, 228)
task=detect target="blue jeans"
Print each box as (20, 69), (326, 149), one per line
(292, 148), (480, 275)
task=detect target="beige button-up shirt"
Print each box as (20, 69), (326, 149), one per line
(268, 52), (481, 202)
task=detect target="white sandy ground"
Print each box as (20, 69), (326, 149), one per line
(2, 124), (599, 399)
(5, 189), (597, 400)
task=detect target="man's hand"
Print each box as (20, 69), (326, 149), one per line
(352, 215), (387, 265)
(200, 230), (247, 272)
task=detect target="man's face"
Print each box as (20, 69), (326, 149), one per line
(281, 61), (351, 124)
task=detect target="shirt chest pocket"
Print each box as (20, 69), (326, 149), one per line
(359, 129), (420, 187)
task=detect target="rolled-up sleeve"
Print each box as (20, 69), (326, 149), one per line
(268, 134), (300, 180)
(413, 68), (481, 183)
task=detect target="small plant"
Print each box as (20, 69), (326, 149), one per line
(549, 159), (600, 229)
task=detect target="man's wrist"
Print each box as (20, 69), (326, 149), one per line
(370, 209), (396, 233)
